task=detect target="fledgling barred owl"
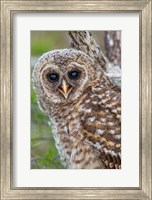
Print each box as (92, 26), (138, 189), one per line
(33, 48), (121, 169)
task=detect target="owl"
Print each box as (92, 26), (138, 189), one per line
(33, 48), (121, 169)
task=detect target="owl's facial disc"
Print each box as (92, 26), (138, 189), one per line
(58, 79), (73, 99)
(42, 63), (86, 103)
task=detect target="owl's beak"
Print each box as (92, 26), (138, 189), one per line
(58, 79), (72, 99)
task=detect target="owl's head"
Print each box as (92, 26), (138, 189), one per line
(33, 49), (101, 109)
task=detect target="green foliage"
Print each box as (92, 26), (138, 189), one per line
(32, 144), (63, 169)
(31, 31), (68, 56)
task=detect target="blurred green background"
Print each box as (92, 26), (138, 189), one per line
(31, 31), (106, 169)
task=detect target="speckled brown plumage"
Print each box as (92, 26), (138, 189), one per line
(33, 48), (121, 169)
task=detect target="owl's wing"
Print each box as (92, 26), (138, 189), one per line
(80, 83), (121, 169)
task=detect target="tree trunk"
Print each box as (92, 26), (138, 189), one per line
(104, 31), (121, 68)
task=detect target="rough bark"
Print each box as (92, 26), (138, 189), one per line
(69, 31), (107, 70)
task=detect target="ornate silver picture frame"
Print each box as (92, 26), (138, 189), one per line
(0, 0), (151, 199)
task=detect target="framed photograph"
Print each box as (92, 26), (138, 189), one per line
(0, 0), (151, 199)
(30, 30), (122, 171)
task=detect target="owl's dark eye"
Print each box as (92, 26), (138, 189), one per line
(68, 70), (80, 80)
(47, 73), (59, 82)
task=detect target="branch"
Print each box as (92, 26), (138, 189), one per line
(69, 31), (107, 70)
